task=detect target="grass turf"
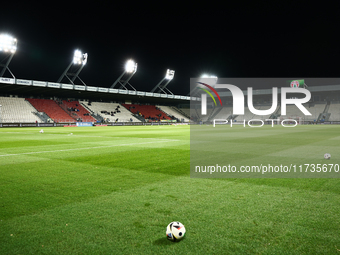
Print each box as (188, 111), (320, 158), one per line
(0, 125), (339, 254)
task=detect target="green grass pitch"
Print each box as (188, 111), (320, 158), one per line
(0, 125), (339, 254)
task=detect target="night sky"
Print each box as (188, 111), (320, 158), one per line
(1, 2), (339, 95)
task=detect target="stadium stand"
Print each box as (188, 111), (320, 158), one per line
(327, 102), (340, 121)
(199, 107), (216, 122)
(122, 104), (172, 121)
(212, 106), (235, 120)
(0, 90), (335, 125)
(183, 107), (200, 122)
(155, 105), (190, 122)
(283, 103), (325, 121)
(206, 106), (270, 122)
(284, 104), (308, 117)
(209, 104), (326, 123)
(61, 100), (97, 122)
(179, 107), (190, 118)
(0, 96), (41, 123)
(80, 101), (140, 123)
(26, 98), (76, 123)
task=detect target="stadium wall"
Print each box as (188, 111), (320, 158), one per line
(0, 122), (190, 128)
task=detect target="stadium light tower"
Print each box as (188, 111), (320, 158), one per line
(188, 74), (218, 96)
(111, 59), (137, 90)
(0, 33), (17, 78)
(150, 69), (175, 94)
(57, 49), (88, 86)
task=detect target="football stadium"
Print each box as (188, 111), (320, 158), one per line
(1, 34), (340, 255)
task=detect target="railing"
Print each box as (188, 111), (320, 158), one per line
(52, 119), (78, 123)
(0, 121), (192, 128)
(56, 101), (78, 120)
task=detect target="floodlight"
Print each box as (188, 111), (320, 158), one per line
(201, 74), (217, 79)
(150, 69), (175, 94)
(199, 74), (218, 84)
(0, 34), (17, 53)
(57, 49), (88, 86)
(73, 50), (87, 65)
(111, 59), (138, 89)
(125, 59), (137, 73)
(165, 69), (175, 80)
(0, 33), (17, 78)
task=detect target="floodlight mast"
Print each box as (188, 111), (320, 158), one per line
(0, 34), (17, 78)
(57, 49), (88, 87)
(150, 69), (175, 94)
(110, 59), (137, 90)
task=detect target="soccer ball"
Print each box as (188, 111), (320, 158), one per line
(166, 221), (186, 241)
(324, 153), (331, 159)
(39, 129), (44, 133)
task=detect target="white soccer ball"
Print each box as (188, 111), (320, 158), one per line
(324, 153), (331, 159)
(39, 129), (44, 133)
(166, 221), (186, 241)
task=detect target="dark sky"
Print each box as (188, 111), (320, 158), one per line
(1, 2), (339, 95)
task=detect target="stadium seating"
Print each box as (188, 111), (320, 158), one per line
(211, 104), (318, 122)
(26, 98), (76, 123)
(178, 107), (190, 118)
(193, 106), (212, 122)
(155, 105), (190, 122)
(212, 106), (234, 120)
(0, 96), (41, 123)
(61, 100), (97, 122)
(327, 102), (340, 121)
(79, 101), (140, 122)
(122, 104), (172, 121)
(1, 96), (335, 125)
(284, 104), (308, 118)
(173, 103), (329, 123)
(245, 105), (274, 121)
(283, 103), (325, 122)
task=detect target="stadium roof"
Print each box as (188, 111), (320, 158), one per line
(0, 77), (190, 104)
(2, 77), (340, 104)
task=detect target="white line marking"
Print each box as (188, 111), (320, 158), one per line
(0, 140), (179, 157)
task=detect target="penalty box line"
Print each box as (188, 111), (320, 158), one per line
(0, 140), (179, 157)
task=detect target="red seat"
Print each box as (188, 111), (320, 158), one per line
(26, 98), (76, 123)
(62, 100), (96, 122)
(122, 104), (171, 121)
